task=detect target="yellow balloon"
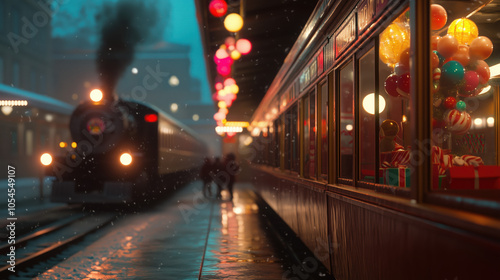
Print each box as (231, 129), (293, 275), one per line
(447, 18), (478, 45)
(379, 23), (410, 67)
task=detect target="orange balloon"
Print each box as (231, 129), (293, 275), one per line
(431, 52), (440, 68)
(474, 60), (490, 85)
(399, 48), (410, 67)
(431, 36), (441, 51)
(437, 34), (458, 58)
(469, 36), (493, 60)
(431, 4), (447, 30)
(450, 45), (470, 67)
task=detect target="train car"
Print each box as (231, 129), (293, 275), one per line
(44, 90), (208, 204)
(245, 0), (500, 279)
(0, 84), (73, 179)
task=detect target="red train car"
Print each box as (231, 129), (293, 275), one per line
(246, 0), (500, 278)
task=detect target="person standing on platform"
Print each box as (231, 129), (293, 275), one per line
(211, 157), (225, 199)
(223, 153), (240, 201)
(200, 157), (213, 196)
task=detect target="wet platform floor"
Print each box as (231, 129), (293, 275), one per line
(37, 181), (296, 279)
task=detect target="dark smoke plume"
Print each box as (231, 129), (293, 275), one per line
(96, 0), (159, 101)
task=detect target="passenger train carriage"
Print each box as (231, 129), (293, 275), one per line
(45, 92), (208, 204)
(246, 0), (500, 279)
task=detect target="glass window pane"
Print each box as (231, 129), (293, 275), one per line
(320, 82), (328, 179)
(303, 95), (310, 177)
(340, 61), (354, 179)
(378, 11), (412, 188)
(430, 1), (500, 192)
(309, 93), (316, 178)
(359, 48), (376, 182)
(291, 105), (299, 172)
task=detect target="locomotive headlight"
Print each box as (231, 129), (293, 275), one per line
(120, 153), (133, 166)
(90, 89), (103, 102)
(40, 153), (52, 166)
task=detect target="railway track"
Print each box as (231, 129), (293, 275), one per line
(0, 211), (116, 278)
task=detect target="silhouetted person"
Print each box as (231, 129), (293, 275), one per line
(200, 157), (212, 195)
(224, 153), (239, 200)
(211, 157), (225, 199)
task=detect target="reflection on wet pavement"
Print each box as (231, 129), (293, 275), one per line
(37, 182), (290, 279)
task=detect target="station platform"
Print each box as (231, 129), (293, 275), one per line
(35, 181), (315, 279)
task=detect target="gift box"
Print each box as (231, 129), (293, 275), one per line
(448, 166), (500, 189)
(380, 150), (410, 168)
(383, 167), (410, 188)
(432, 163), (449, 189)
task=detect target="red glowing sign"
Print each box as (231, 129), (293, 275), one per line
(144, 114), (158, 122)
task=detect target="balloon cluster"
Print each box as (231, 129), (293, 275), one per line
(382, 12), (411, 99)
(430, 4), (493, 135)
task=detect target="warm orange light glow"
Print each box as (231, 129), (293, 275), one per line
(71, 142), (77, 148)
(90, 89), (103, 102)
(120, 153), (133, 166)
(59, 142), (67, 148)
(224, 13), (243, 32)
(40, 153), (52, 166)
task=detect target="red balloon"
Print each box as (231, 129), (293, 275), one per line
(209, 0), (227, 17)
(444, 97), (457, 109)
(462, 71), (480, 92)
(431, 36), (441, 51)
(431, 4), (447, 30)
(474, 60), (491, 85)
(397, 73), (411, 97)
(450, 45), (470, 67)
(384, 74), (399, 97)
(437, 34), (458, 58)
(469, 36), (493, 60)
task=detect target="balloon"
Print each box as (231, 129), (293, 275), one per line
(384, 74), (399, 97)
(437, 34), (458, 58)
(456, 100), (466, 111)
(431, 52), (440, 68)
(431, 36), (441, 51)
(433, 68), (441, 80)
(462, 71), (479, 92)
(441, 60), (464, 85)
(431, 4), (447, 30)
(394, 63), (409, 75)
(399, 48), (410, 67)
(381, 119), (399, 136)
(450, 45), (470, 67)
(444, 97), (457, 109)
(445, 109), (471, 135)
(448, 18), (478, 45)
(469, 36), (493, 60)
(379, 23), (410, 67)
(473, 60), (490, 85)
(433, 50), (445, 66)
(397, 73), (410, 97)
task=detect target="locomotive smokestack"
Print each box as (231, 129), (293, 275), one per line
(96, 0), (158, 102)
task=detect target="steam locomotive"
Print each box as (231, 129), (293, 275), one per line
(43, 90), (208, 204)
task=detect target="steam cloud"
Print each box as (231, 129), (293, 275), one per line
(96, 0), (159, 100)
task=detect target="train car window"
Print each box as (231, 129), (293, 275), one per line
(10, 129), (18, 155)
(378, 11), (412, 189)
(429, 1), (500, 197)
(359, 48), (376, 183)
(25, 129), (33, 156)
(287, 104), (299, 173)
(303, 92), (317, 179)
(0, 57), (4, 83)
(274, 118), (281, 168)
(284, 112), (291, 170)
(340, 60), (354, 179)
(320, 81), (328, 181)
